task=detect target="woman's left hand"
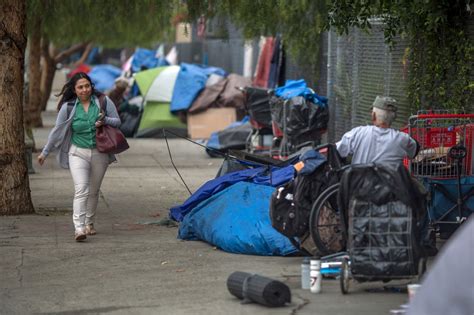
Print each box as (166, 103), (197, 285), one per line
(95, 120), (105, 128)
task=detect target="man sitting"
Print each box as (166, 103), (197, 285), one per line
(336, 96), (418, 165)
(336, 96), (437, 255)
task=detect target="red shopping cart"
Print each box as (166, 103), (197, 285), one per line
(403, 111), (474, 237)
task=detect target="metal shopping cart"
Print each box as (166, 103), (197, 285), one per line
(404, 111), (474, 239)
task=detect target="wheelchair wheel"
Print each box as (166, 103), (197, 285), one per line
(340, 258), (350, 294)
(417, 257), (427, 282)
(309, 184), (345, 255)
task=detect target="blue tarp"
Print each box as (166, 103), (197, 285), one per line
(178, 181), (298, 256)
(274, 79), (328, 106)
(170, 164), (295, 222)
(131, 48), (168, 73)
(88, 65), (122, 92)
(170, 63), (226, 112)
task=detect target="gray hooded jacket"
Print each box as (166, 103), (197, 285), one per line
(41, 95), (121, 169)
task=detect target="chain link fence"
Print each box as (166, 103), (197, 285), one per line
(328, 25), (411, 141)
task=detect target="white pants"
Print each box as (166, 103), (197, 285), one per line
(69, 144), (109, 231)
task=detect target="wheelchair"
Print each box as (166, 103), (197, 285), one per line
(299, 160), (427, 293)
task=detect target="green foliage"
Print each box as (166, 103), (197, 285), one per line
(328, 0), (473, 111)
(27, 0), (179, 47)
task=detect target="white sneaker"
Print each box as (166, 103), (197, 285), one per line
(75, 230), (87, 242)
(85, 224), (96, 235)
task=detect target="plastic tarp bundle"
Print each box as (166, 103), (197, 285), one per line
(88, 65), (122, 92)
(170, 63), (226, 113)
(131, 48), (168, 73)
(270, 80), (329, 150)
(270, 95), (329, 150)
(170, 163), (295, 222)
(338, 164), (425, 279)
(206, 118), (252, 154)
(178, 182), (297, 256)
(245, 87), (272, 128)
(118, 96), (142, 137)
(188, 74), (251, 114)
(274, 79), (327, 104)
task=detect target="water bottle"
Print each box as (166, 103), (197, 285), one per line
(310, 257), (322, 293)
(301, 257), (311, 289)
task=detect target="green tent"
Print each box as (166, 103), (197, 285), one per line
(134, 66), (186, 137)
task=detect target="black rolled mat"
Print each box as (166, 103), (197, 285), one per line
(227, 271), (291, 307)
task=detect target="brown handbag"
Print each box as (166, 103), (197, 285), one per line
(95, 95), (129, 154)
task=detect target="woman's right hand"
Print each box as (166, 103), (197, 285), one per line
(37, 154), (46, 166)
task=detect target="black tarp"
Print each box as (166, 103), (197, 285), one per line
(270, 96), (329, 149)
(245, 87), (272, 128)
(338, 163), (426, 279)
(206, 122), (252, 157)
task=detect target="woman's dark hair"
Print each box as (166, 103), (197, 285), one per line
(56, 72), (101, 111)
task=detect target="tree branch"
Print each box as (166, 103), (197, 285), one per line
(71, 42), (93, 67)
(54, 41), (90, 63)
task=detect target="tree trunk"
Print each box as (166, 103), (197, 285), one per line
(26, 15), (43, 127)
(0, 0), (35, 215)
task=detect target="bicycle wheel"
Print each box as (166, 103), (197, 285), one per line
(309, 184), (345, 255)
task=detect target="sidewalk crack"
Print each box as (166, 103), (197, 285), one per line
(16, 248), (24, 288)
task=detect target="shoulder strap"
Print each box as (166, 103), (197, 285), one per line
(66, 102), (75, 119)
(98, 94), (107, 114)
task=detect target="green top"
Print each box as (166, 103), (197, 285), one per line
(71, 98), (100, 148)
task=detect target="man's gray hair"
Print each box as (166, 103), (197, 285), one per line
(373, 107), (396, 126)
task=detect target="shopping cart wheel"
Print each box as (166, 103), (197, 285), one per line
(309, 184), (345, 255)
(340, 258), (350, 294)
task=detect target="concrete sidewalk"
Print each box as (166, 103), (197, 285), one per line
(0, 111), (409, 314)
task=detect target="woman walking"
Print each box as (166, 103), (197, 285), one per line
(38, 72), (121, 242)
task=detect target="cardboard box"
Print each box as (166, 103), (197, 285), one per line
(187, 108), (237, 139)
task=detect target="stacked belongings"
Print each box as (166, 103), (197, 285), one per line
(270, 80), (329, 159)
(270, 144), (345, 255)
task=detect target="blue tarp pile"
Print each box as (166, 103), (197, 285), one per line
(178, 182), (297, 256)
(170, 163), (295, 221)
(171, 161), (297, 256)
